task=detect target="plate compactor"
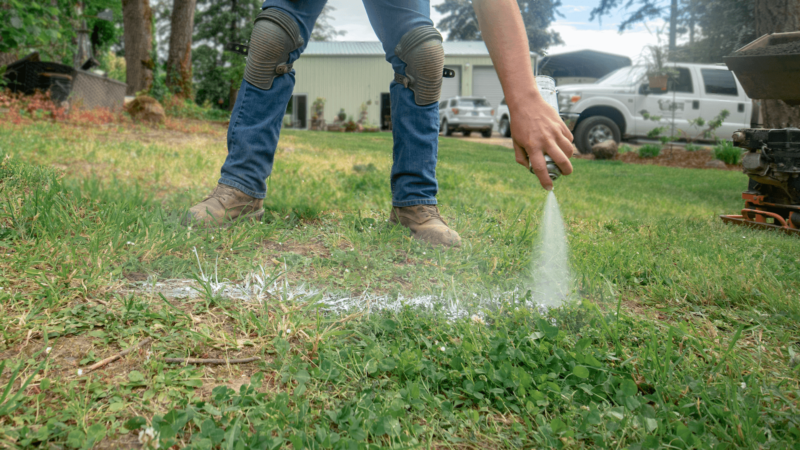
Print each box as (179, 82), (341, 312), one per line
(720, 32), (800, 236)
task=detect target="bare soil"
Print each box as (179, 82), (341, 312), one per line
(574, 147), (742, 171)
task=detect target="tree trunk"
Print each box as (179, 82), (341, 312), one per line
(228, 0), (239, 110)
(122, 0), (154, 96)
(755, 0), (800, 128)
(669, 0), (678, 52)
(166, 0), (196, 98)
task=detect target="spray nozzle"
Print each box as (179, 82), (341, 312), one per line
(529, 154), (561, 181)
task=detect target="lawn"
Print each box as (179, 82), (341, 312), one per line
(1, 115), (799, 449)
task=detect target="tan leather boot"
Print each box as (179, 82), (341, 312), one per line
(183, 184), (264, 227)
(390, 205), (461, 247)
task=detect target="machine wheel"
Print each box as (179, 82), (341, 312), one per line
(482, 129), (492, 138)
(574, 116), (621, 154)
(463, 131), (472, 137)
(499, 116), (511, 137)
(442, 120), (454, 136)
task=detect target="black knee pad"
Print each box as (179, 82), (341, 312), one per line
(394, 26), (445, 106)
(244, 8), (304, 90)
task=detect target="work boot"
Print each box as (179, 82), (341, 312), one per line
(183, 184), (264, 227)
(390, 205), (461, 247)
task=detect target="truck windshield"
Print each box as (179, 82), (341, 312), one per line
(595, 66), (646, 86)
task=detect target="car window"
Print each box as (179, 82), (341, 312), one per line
(668, 68), (693, 93)
(439, 101), (446, 109)
(701, 69), (738, 96)
(450, 100), (457, 107)
(500, 98), (506, 106)
(458, 99), (490, 107)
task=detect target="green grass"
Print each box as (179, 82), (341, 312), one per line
(1, 118), (799, 449)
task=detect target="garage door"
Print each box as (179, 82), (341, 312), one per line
(473, 66), (504, 110)
(440, 65), (461, 101)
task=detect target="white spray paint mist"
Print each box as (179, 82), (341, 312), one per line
(530, 190), (571, 307)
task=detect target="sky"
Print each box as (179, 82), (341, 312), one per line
(325, 0), (670, 63)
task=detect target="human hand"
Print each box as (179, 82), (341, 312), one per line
(509, 93), (575, 190)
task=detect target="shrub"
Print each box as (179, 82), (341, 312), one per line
(162, 93), (230, 121)
(714, 140), (743, 165)
(618, 144), (633, 154)
(684, 143), (702, 152)
(638, 144), (661, 158)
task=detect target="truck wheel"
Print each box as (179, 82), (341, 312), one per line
(499, 117), (511, 137)
(442, 119), (454, 136)
(482, 129), (492, 138)
(574, 116), (621, 154)
(463, 131), (472, 137)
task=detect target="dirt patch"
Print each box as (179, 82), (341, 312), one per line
(124, 272), (150, 282)
(263, 239), (330, 258)
(574, 147), (741, 171)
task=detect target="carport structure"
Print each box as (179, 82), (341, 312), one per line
(538, 50), (632, 86)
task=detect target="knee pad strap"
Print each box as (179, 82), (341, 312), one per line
(394, 26), (445, 106)
(244, 8), (304, 90)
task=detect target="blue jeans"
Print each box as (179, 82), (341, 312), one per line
(219, 0), (439, 207)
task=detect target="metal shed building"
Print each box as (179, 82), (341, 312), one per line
(286, 41), (538, 130)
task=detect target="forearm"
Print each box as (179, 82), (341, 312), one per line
(472, 0), (542, 110)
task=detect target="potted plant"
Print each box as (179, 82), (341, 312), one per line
(311, 97), (326, 130)
(337, 108), (347, 122)
(644, 45), (678, 91)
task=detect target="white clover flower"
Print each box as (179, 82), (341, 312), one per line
(740, 382), (746, 389)
(286, 329), (292, 335)
(471, 315), (485, 325)
(345, 269), (349, 273)
(138, 427), (159, 448)
(45, 347), (52, 354)
(440, 346), (446, 352)
(77, 369), (83, 376)
(423, 252), (426, 255)
(127, 241), (136, 245)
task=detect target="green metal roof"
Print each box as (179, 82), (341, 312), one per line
(303, 41), (512, 56)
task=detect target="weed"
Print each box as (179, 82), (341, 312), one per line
(714, 140), (744, 165)
(618, 143), (633, 154)
(0, 118), (798, 448)
(638, 144), (661, 158)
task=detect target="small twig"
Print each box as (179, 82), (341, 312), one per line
(163, 357), (259, 365)
(86, 338), (153, 372)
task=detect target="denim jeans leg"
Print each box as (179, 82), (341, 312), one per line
(362, 0), (440, 207)
(218, 0), (327, 199)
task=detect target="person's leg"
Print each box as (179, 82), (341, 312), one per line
(362, 0), (460, 247)
(185, 0), (326, 226)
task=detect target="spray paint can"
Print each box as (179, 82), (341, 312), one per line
(528, 76), (562, 181)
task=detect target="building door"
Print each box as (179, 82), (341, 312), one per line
(295, 94), (307, 129)
(380, 93), (391, 130)
(473, 66), (504, 110)
(440, 65), (461, 101)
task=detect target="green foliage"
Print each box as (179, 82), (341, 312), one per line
(687, 109), (730, 141)
(671, 0), (756, 64)
(1, 0), (123, 65)
(638, 144), (661, 158)
(434, 0), (563, 54)
(162, 93), (231, 121)
(96, 49), (126, 83)
(618, 143), (633, 154)
(714, 140), (743, 165)
(684, 143), (701, 151)
(192, 0), (262, 110)
(0, 1), (61, 54)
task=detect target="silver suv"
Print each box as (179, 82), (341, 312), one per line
(439, 97), (495, 138)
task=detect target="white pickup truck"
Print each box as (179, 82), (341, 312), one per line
(497, 63), (757, 154)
